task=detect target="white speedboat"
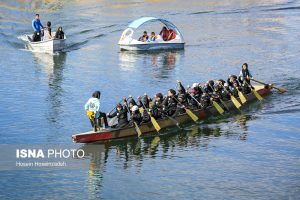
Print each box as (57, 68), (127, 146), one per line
(25, 32), (66, 52)
(118, 17), (184, 51)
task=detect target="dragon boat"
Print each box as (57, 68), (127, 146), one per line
(72, 84), (273, 143)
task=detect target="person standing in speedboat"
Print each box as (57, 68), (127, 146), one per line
(31, 14), (44, 42)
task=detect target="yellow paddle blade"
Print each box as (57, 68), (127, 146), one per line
(134, 122), (142, 137)
(212, 101), (224, 114)
(185, 108), (199, 122)
(151, 116), (161, 132)
(149, 101), (154, 108)
(276, 86), (287, 93)
(238, 91), (247, 104)
(86, 111), (94, 120)
(139, 107), (144, 113)
(253, 90), (263, 101)
(231, 95), (242, 109)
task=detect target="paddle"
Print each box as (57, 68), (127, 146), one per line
(244, 80), (263, 101)
(123, 97), (142, 137)
(139, 98), (161, 132)
(220, 84), (242, 110)
(207, 83), (225, 114)
(251, 78), (287, 93)
(159, 109), (182, 129)
(171, 96), (199, 122)
(234, 85), (247, 104)
(174, 81), (199, 122)
(108, 116), (118, 127)
(149, 101), (182, 130)
(185, 85), (213, 111)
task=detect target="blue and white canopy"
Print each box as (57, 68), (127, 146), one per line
(118, 17), (185, 50)
(127, 17), (183, 36)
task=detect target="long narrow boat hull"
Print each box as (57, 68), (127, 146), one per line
(72, 85), (272, 143)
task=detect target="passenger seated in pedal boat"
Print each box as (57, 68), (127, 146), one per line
(31, 13), (44, 42)
(160, 26), (169, 41)
(150, 32), (157, 41)
(107, 103), (129, 128)
(44, 21), (53, 40)
(167, 29), (176, 41)
(162, 89), (178, 117)
(84, 91), (108, 130)
(55, 26), (65, 39)
(138, 31), (149, 42)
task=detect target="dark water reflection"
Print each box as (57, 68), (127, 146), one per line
(83, 116), (249, 171)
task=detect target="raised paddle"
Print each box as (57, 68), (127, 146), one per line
(251, 78), (287, 93)
(220, 84), (242, 110)
(172, 96), (199, 122)
(107, 98), (129, 127)
(123, 97), (142, 137)
(244, 80), (263, 101)
(140, 98), (161, 132)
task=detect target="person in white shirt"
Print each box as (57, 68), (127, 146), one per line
(43, 21), (53, 40)
(84, 91), (108, 131)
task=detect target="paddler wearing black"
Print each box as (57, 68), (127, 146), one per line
(204, 80), (215, 94)
(214, 80), (231, 101)
(162, 89), (178, 117)
(107, 103), (129, 128)
(176, 81), (189, 106)
(137, 95), (151, 123)
(205, 80), (222, 105)
(137, 93), (152, 109)
(227, 75), (241, 97)
(188, 83), (202, 109)
(151, 93), (164, 119)
(130, 105), (143, 125)
(126, 97), (137, 114)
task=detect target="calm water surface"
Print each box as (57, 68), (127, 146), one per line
(0, 0), (300, 199)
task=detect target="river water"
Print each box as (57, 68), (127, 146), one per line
(0, 0), (300, 199)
